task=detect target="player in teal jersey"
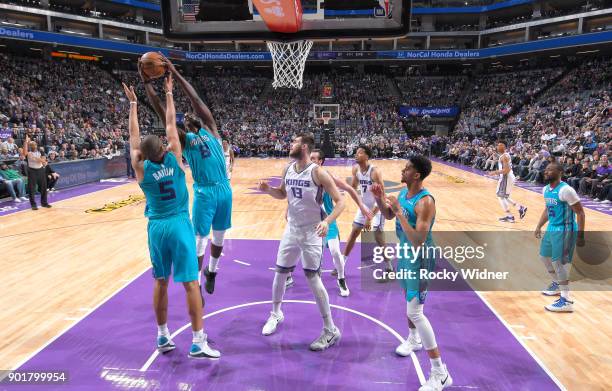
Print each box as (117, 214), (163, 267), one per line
(141, 54), (232, 298)
(123, 75), (219, 359)
(373, 156), (452, 391)
(535, 162), (585, 313)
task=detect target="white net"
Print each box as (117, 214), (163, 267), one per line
(267, 40), (313, 89)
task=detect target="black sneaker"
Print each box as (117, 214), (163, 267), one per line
(42, 204), (52, 208)
(519, 206), (527, 219)
(31, 205), (38, 210)
(204, 267), (217, 294)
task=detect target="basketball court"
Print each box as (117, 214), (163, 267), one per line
(2, 158), (610, 390)
(1, 1), (610, 390)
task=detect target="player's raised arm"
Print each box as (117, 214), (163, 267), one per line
(332, 172), (373, 220)
(159, 53), (219, 138)
(122, 83), (144, 181)
(163, 74), (185, 169)
(138, 61), (166, 126)
(315, 166), (346, 237)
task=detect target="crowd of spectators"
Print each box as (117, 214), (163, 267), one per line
(438, 57), (611, 203)
(1, 51), (609, 205)
(455, 66), (565, 134)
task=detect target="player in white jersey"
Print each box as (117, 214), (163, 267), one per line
(222, 139), (234, 180)
(488, 141), (527, 223)
(258, 133), (346, 351)
(341, 145), (394, 275)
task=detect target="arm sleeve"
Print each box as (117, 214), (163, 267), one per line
(559, 185), (580, 205)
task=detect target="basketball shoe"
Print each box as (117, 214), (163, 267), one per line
(157, 334), (176, 353)
(262, 311), (284, 335)
(541, 281), (560, 296)
(419, 364), (453, 391)
(309, 326), (341, 351)
(395, 335), (423, 357)
(545, 297), (574, 312)
(189, 334), (221, 359)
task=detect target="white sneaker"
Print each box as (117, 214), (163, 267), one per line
(395, 335), (423, 357)
(20, 197), (29, 201)
(309, 326), (341, 351)
(337, 278), (350, 297)
(262, 311), (284, 336)
(13, 198), (22, 203)
(419, 364), (453, 391)
(545, 297), (574, 312)
(602, 200), (611, 204)
(189, 336), (221, 359)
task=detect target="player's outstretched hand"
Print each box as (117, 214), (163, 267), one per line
(258, 180), (269, 193)
(158, 52), (177, 75)
(137, 61), (151, 83)
(371, 183), (384, 199)
(316, 221), (329, 237)
(122, 83), (137, 103)
(386, 195), (401, 214)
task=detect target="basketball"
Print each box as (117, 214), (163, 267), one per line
(139, 52), (166, 79)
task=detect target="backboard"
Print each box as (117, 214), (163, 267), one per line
(161, 0), (411, 42)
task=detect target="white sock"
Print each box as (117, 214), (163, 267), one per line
(208, 256), (219, 273)
(198, 266), (202, 285)
(272, 272), (288, 314)
(560, 284), (570, 300)
(192, 329), (205, 342)
(306, 273), (334, 330)
(430, 357), (443, 369)
(157, 323), (169, 336)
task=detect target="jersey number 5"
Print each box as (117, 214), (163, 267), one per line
(159, 180), (176, 201)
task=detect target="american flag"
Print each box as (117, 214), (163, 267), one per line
(182, 1), (199, 22)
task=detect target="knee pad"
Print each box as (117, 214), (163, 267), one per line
(540, 256), (554, 274)
(275, 265), (295, 274)
(196, 235), (209, 257)
(211, 230), (226, 247)
(553, 260), (571, 282)
(406, 299), (424, 323)
(304, 268), (321, 279)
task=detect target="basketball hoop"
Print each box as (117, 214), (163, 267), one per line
(321, 111), (332, 125)
(267, 40), (313, 89)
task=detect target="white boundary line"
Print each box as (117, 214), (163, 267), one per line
(233, 259), (251, 266)
(13, 267), (150, 370)
(138, 299), (426, 385)
(473, 291), (566, 391)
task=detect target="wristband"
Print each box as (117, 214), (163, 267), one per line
(166, 92), (173, 96)
(130, 101), (137, 105)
